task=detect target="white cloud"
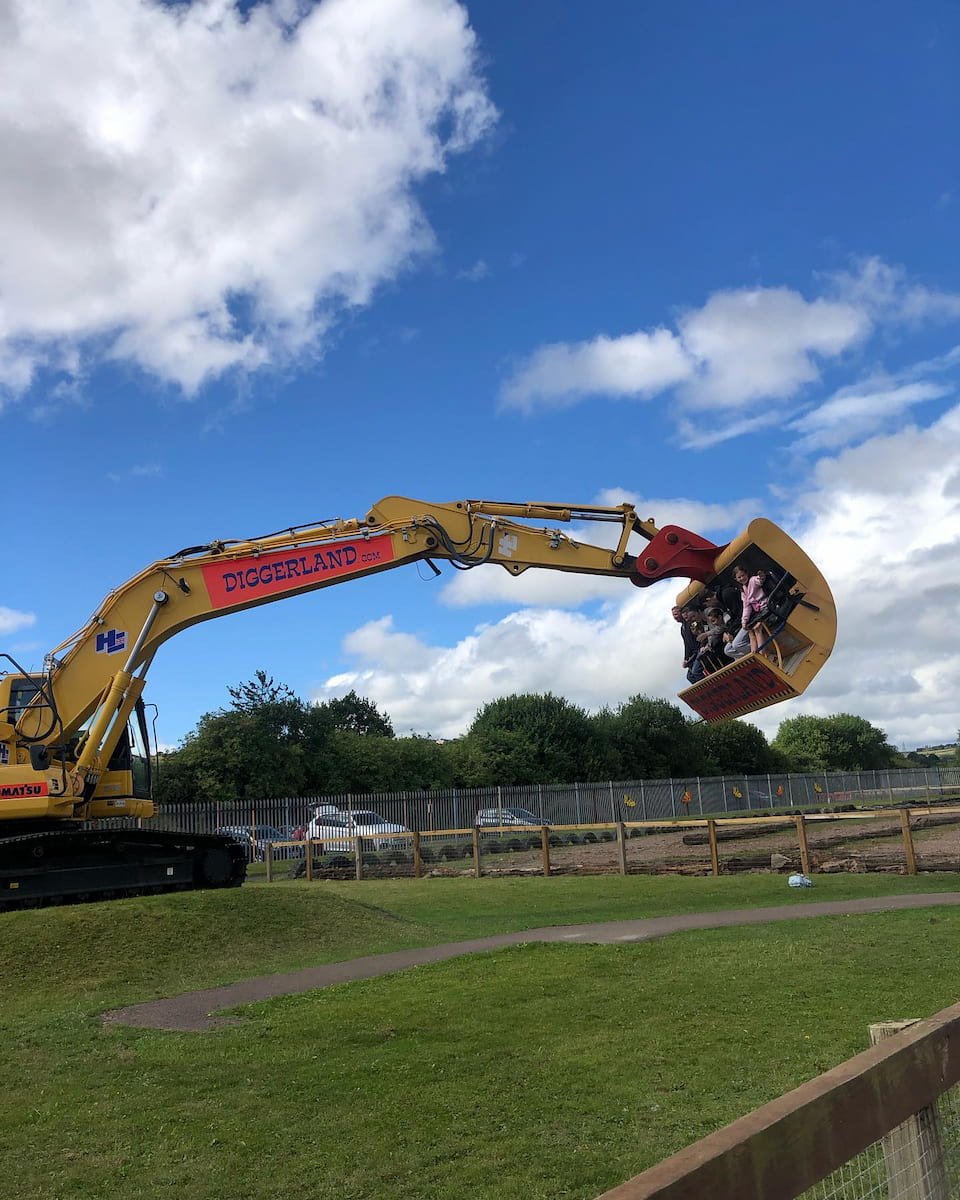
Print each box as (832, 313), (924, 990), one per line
(0, 0), (495, 398)
(440, 565), (627, 609)
(589, 489), (762, 540)
(675, 410), (785, 450)
(0, 607), (37, 636)
(457, 258), (490, 282)
(106, 463), (164, 484)
(314, 405), (960, 750)
(502, 328), (692, 412)
(500, 260), (960, 452)
(677, 287), (868, 409)
(827, 256), (960, 325)
(313, 597), (678, 740)
(342, 616), (443, 672)
(789, 379), (952, 451)
(754, 406), (960, 746)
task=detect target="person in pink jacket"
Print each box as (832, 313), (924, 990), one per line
(724, 565), (769, 659)
(737, 565), (769, 653)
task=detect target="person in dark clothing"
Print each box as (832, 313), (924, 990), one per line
(695, 606), (731, 675)
(674, 605), (699, 676)
(680, 605), (708, 683)
(717, 581), (743, 626)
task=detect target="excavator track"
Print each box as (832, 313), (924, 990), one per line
(0, 827), (247, 911)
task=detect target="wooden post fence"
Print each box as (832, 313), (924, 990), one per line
(707, 820), (720, 877)
(900, 809), (918, 875)
(869, 1020), (948, 1200)
(616, 822), (628, 875)
(596, 1001), (960, 1200)
(412, 831), (423, 879)
(795, 814), (811, 876)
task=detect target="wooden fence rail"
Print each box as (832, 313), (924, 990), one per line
(593, 1004), (960, 1199)
(249, 807), (959, 881)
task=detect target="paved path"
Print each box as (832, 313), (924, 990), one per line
(103, 892), (960, 1032)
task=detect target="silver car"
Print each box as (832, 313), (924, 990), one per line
(475, 807), (549, 829)
(214, 825), (298, 860)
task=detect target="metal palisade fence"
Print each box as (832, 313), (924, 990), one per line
(150, 766), (960, 838)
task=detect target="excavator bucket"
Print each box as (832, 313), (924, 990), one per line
(674, 519), (836, 723)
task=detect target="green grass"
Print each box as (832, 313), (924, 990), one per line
(321, 870), (960, 938)
(2, 874), (960, 1198)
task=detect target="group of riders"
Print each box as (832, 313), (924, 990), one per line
(673, 565), (772, 684)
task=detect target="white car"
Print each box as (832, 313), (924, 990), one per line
(304, 808), (410, 851)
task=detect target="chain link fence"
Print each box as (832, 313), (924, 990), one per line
(801, 1055), (960, 1200)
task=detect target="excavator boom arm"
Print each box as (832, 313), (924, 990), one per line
(0, 494), (836, 825)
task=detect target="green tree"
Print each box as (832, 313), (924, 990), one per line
(174, 708), (307, 803)
(692, 720), (781, 775)
(158, 672), (309, 803)
(152, 753), (201, 805)
(604, 695), (706, 779)
(377, 734), (458, 790)
(156, 678), (403, 801)
(321, 690), (394, 737)
(226, 670), (298, 714)
(462, 693), (598, 785)
(586, 707), (626, 781)
(772, 714), (898, 772)
(299, 693), (396, 792)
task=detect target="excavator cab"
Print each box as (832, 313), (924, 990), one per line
(674, 519), (836, 722)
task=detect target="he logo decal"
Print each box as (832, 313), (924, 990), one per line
(95, 629), (127, 654)
(498, 533), (519, 558)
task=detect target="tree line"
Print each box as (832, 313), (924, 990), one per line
(153, 671), (924, 805)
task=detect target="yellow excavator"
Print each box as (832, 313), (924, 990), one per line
(0, 495), (836, 907)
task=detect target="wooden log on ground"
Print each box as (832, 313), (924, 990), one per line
(683, 823), (791, 846)
(816, 852), (960, 873)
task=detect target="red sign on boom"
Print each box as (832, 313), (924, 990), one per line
(201, 535), (396, 610)
(683, 657), (795, 722)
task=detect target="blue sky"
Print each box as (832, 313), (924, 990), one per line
(2, 0), (958, 751)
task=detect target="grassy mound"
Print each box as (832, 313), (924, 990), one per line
(0, 886), (434, 1012)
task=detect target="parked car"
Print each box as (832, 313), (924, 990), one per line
(214, 825), (300, 860)
(475, 807), (550, 829)
(304, 808), (410, 850)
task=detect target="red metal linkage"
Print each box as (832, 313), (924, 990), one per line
(630, 526), (724, 587)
